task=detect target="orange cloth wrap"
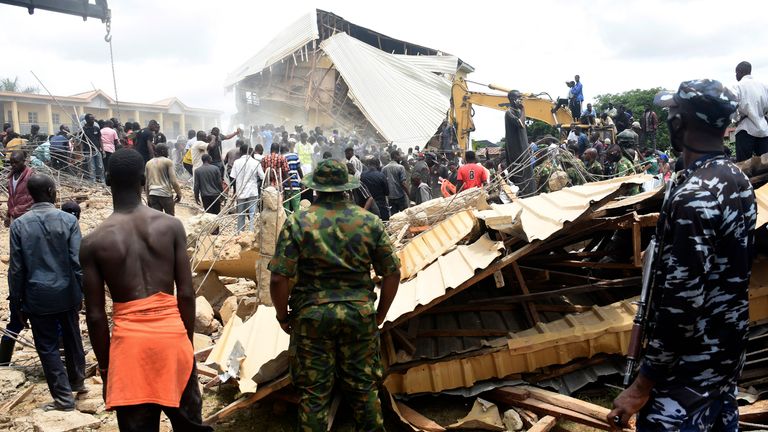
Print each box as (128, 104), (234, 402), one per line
(106, 292), (193, 410)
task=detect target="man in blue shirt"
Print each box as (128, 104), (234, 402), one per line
(570, 75), (584, 119)
(8, 173), (86, 411)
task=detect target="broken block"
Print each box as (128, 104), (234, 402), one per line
(236, 297), (259, 320)
(219, 295), (239, 325)
(195, 296), (221, 335)
(32, 410), (100, 432)
(193, 271), (233, 313)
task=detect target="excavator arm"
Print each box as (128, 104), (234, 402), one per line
(449, 77), (575, 151)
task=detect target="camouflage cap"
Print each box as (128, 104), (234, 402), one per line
(653, 79), (738, 130)
(302, 159), (360, 192)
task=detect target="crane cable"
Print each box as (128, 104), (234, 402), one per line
(104, 12), (121, 122)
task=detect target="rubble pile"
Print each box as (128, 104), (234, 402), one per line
(197, 172), (768, 430)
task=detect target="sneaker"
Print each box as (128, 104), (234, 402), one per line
(41, 402), (75, 412)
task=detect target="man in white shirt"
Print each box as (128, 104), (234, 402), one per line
(730, 61), (768, 161)
(190, 131), (211, 173)
(230, 143), (264, 232)
(345, 147), (363, 178)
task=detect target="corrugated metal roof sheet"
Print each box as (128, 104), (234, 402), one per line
(475, 175), (651, 242)
(397, 210), (478, 281)
(383, 300), (637, 395)
(321, 32), (452, 149)
(224, 11), (319, 87)
(392, 54), (461, 75)
(382, 235), (505, 326)
(756, 183), (768, 229)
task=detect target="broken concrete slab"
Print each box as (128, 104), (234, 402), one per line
(195, 296), (221, 335)
(219, 295), (239, 325)
(502, 409), (523, 431)
(236, 297), (259, 321)
(75, 397), (104, 414)
(193, 271), (233, 312)
(31, 409), (100, 432)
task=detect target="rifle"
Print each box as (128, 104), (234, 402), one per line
(622, 179), (674, 387)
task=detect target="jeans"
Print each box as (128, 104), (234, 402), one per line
(83, 152), (104, 182)
(115, 367), (212, 432)
(236, 197), (258, 232)
(735, 130), (768, 162)
(27, 309), (86, 409)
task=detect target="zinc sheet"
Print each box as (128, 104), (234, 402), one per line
(392, 54), (460, 75)
(224, 11), (319, 87)
(321, 33), (452, 149)
(475, 175), (651, 242)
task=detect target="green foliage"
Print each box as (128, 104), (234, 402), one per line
(526, 119), (558, 141)
(594, 88), (670, 151)
(0, 76), (39, 94)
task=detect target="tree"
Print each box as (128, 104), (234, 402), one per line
(525, 119), (558, 142)
(0, 76), (40, 94)
(594, 88), (670, 151)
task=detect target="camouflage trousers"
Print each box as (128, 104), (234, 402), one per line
(638, 384), (738, 431)
(289, 301), (384, 432)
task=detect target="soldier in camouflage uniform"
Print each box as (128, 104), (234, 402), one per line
(534, 159), (553, 193)
(564, 156), (587, 186)
(269, 159), (401, 432)
(609, 80), (756, 431)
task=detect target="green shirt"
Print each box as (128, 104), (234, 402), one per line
(586, 160), (603, 180)
(268, 194), (400, 310)
(616, 156), (636, 177)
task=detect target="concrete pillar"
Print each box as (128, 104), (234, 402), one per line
(107, 108), (113, 119)
(46, 104), (54, 133)
(180, 114), (186, 136)
(134, 110), (141, 125)
(10, 100), (20, 132)
(158, 112), (164, 133)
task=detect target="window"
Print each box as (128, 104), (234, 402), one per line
(245, 91), (260, 106)
(52, 113), (60, 125)
(28, 112), (38, 123)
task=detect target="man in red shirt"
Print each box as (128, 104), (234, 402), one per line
(261, 143), (290, 186)
(455, 151), (488, 191)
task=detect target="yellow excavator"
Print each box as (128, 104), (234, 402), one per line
(448, 77), (610, 152)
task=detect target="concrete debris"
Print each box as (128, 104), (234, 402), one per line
(219, 295), (239, 325)
(193, 333), (213, 352)
(0, 369), (26, 400)
(193, 271), (234, 313)
(236, 297), (260, 321)
(502, 409), (523, 431)
(31, 409), (100, 432)
(194, 296), (221, 335)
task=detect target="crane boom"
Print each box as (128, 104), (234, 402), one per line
(0, 0), (109, 21)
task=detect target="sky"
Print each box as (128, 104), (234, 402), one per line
(2, 0), (767, 141)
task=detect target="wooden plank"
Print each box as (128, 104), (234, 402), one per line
(203, 375), (290, 424)
(547, 261), (638, 270)
(528, 415), (557, 432)
(424, 303), (521, 314)
(470, 277), (641, 305)
(632, 222), (642, 268)
(530, 304), (591, 313)
(512, 262), (540, 324)
(520, 385), (613, 423)
(485, 388), (613, 431)
(1, 385), (34, 412)
(740, 400), (768, 422)
(390, 327), (417, 356)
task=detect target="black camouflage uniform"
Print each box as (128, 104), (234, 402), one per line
(639, 80), (756, 431)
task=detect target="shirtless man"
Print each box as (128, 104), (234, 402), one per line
(81, 148), (211, 431)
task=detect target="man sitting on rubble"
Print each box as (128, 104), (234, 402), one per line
(8, 173), (86, 410)
(609, 79), (755, 431)
(81, 148), (211, 431)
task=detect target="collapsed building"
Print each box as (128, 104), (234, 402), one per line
(225, 9), (473, 149)
(193, 168), (768, 429)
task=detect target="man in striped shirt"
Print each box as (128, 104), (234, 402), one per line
(281, 144), (303, 213)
